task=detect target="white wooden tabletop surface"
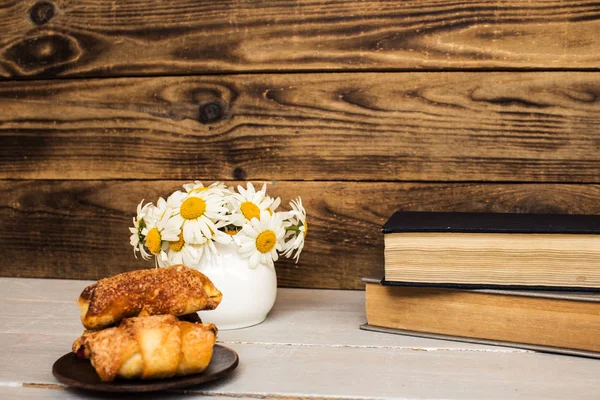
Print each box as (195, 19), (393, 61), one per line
(1, 277), (599, 399)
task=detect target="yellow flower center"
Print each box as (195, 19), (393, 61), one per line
(303, 220), (308, 238)
(145, 228), (162, 254)
(256, 230), (277, 253)
(225, 229), (238, 236)
(169, 233), (185, 252)
(240, 201), (260, 220)
(181, 197), (206, 220)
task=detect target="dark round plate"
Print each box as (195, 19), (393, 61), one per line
(52, 344), (238, 393)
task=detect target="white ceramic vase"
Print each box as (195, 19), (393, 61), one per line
(190, 240), (278, 330)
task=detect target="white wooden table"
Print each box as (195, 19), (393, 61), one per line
(1, 278), (599, 399)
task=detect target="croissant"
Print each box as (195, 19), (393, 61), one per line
(77, 265), (222, 329)
(73, 315), (218, 382)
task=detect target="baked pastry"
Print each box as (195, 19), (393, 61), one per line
(77, 265), (222, 330)
(73, 315), (217, 382)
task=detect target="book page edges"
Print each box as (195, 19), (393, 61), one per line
(361, 277), (600, 301)
(360, 324), (600, 360)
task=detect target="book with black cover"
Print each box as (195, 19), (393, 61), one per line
(383, 211), (600, 235)
(382, 211), (600, 290)
(362, 277), (600, 359)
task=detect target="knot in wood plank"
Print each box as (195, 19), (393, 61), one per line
(30, 2), (56, 25)
(199, 102), (225, 124)
(3, 32), (81, 76)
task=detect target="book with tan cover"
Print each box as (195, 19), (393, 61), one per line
(362, 278), (600, 359)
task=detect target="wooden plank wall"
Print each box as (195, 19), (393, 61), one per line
(1, 0), (600, 289)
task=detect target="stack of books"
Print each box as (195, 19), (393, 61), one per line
(362, 211), (600, 358)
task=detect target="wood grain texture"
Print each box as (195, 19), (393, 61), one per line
(3, 180), (600, 289)
(0, 278), (516, 351)
(0, 387), (244, 400)
(0, 279), (515, 352)
(4, 281), (600, 400)
(2, 72), (600, 181)
(2, 0), (600, 77)
(2, 332), (600, 400)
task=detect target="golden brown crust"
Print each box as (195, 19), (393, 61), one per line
(79, 283), (96, 301)
(86, 327), (138, 382)
(73, 315), (217, 382)
(177, 320), (218, 376)
(72, 329), (97, 356)
(77, 265), (222, 329)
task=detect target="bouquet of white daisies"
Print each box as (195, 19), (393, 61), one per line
(129, 181), (307, 269)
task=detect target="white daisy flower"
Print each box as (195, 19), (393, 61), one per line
(267, 195), (281, 213)
(171, 189), (229, 245)
(183, 180), (231, 197)
(165, 190), (186, 208)
(178, 227), (231, 267)
(196, 239), (219, 265)
(282, 197), (307, 263)
(229, 182), (280, 226)
(142, 197), (181, 262)
(129, 199), (153, 260)
(235, 210), (286, 268)
(183, 180), (207, 193)
(165, 232), (201, 266)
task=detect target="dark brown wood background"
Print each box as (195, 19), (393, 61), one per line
(2, 0), (600, 289)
